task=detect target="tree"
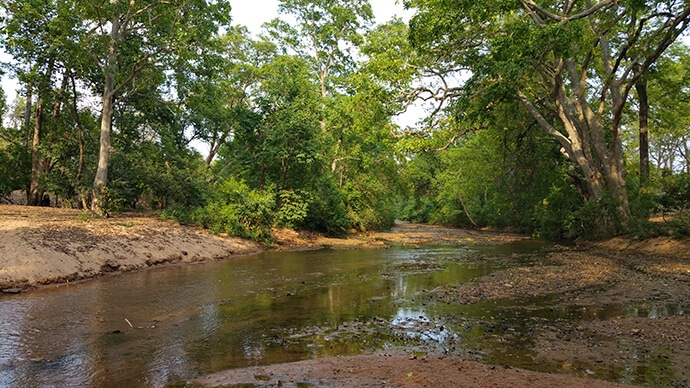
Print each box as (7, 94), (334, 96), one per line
(1, 0), (80, 205)
(647, 43), (690, 174)
(228, 54), (322, 190)
(406, 0), (690, 226)
(180, 26), (265, 166)
(267, 0), (373, 100)
(265, 0), (374, 174)
(75, 0), (231, 213)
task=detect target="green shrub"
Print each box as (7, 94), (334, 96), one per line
(658, 171), (690, 213)
(276, 190), (310, 229)
(397, 195), (435, 223)
(570, 194), (627, 240)
(533, 181), (582, 239)
(0, 143), (30, 200)
(207, 179), (276, 241)
(302, 176), (350, 236)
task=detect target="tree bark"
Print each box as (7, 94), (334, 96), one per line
(92, 6), (121, 214)
(27, 91), (45, 206)
(70, 71), (87, 208)
(23, 86), (32, 147)
(635, 74), (650, 189)
(27, 58), (55, 206)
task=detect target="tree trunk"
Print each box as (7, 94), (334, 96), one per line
(92, 82), (115, 213)
(51, 72), (68, 135)
(635, 73), (650, 189)
(23, 86), (32, 147)
(70, 71), (88, 209)
(92, 7), (121, 214)
(28, 92), (45, 206)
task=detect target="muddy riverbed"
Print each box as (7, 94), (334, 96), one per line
(1, 204), (689, 387)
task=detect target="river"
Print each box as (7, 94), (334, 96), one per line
(0, 241), (685, 387)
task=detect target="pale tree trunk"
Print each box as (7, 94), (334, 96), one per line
(92, 7), (121, 214)
(514, 0), (690, 228)
(520, 55), (630, 222)
(635, 74), (650, 189)
(204, 132), (229, 166)
(69, 71), (88, 209)
(51, 71), (68, 135)
(683, 136), (690, 174)
(519, 91), (605, 200)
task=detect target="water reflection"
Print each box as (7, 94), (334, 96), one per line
(0, 242), (684, 387)
(391, 307), (453, 343)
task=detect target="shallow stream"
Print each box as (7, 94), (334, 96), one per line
(0, 241), (685, 387)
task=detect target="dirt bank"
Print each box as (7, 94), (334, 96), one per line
(270, 220), (531, 250)
(195, 350), (634, 387)
(0, 204), (261, 291)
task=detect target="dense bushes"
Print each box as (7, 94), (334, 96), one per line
(0, 143), (30, 201)
(161, 175), (378, 242)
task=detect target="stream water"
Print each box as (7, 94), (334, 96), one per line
(0, 241), (684, 387)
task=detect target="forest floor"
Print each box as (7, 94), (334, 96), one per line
(2, 204), (689, 387)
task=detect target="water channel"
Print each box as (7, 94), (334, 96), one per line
(0, 241), (684, 387)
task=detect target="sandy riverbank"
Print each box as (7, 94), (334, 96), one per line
(0, 204), (262, 292)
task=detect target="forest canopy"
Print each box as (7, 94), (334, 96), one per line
(1, 0), (689, 240)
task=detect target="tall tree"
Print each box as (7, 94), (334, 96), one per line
(265, 0), (374, 175)
(180, 26), (265, 166)
(267, 0), (373, 101)
(406, 0), (690, 223)
(225, 54), (321, 190)
(634, 67), (650, 189)
(1, 0), (79, 205)
(76, 0), (231, 213)
(647, 43), (690, 173)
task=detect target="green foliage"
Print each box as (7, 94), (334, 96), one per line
(668, 216), (690, 239)
(397, 152), (440, 223)
(206, 179), (275, 241)
(276, 190), (309, 229)
(343, 175), (397, 232)
(565, 194), (627, 240)
(0, 142), (30, 200)
(532, 181), (583, 239)
(658, 171), (690, 213)
(301, 175), (350, 236)
(96, 186), (127, 214)
(163, 179), (280, 241)
(398, 105), (576, 235)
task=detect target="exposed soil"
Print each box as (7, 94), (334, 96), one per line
(420, 247), (690, 387)
(193, 350), (633, 388)
(2, 204), (689, 387)
(270, 220), (531, 250)
(0, 204), (262, 291)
